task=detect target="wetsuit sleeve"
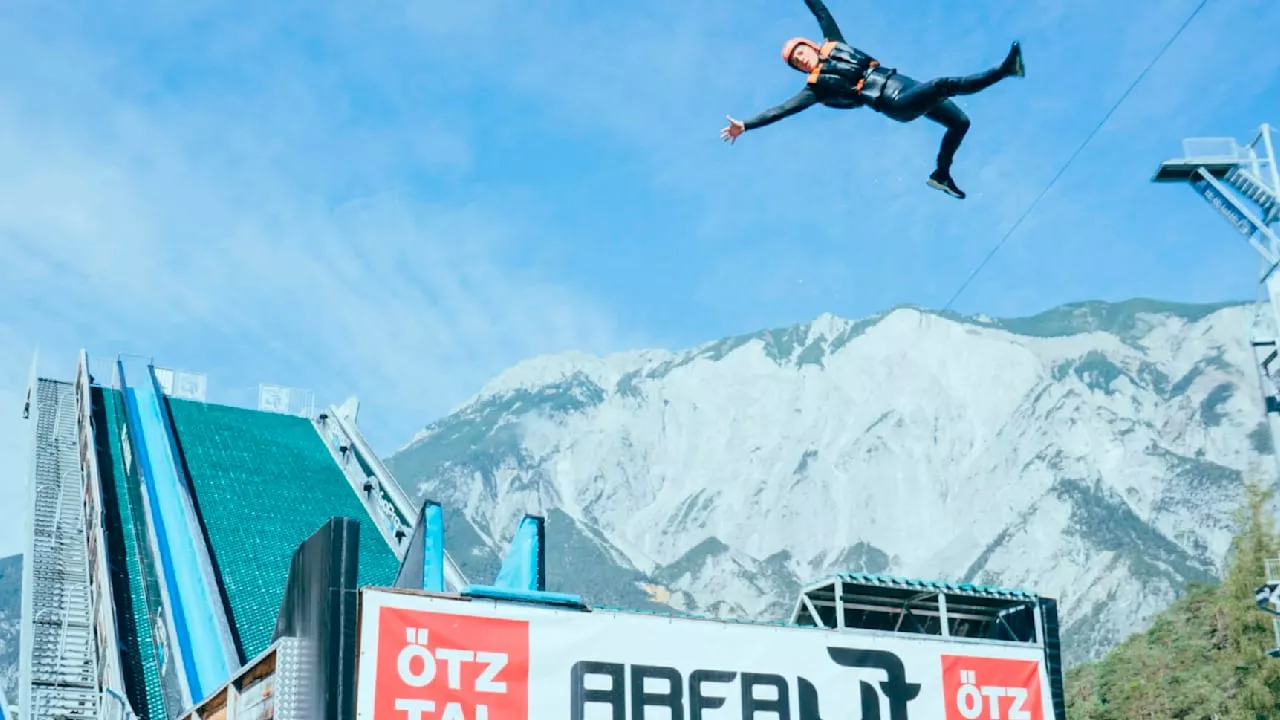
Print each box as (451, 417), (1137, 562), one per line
(803, 0), (844, 43)
(742, 88), (819, 130)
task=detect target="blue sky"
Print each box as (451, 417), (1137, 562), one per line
(0, 0), (1277, 556)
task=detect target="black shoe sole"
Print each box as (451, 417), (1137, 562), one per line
(927, 178), (965, 199)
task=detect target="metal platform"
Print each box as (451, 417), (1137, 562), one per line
(790, 573), (1044, 644)
(1152, 136), (1260, 183)
(1152, 129), (1279, 216)
(1153, 159), (1242, 183)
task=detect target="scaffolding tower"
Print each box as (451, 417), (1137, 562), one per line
(18, 379), (99, 718)
(1153, 123), (1280, 655)
(1153, 124), (1280, 455)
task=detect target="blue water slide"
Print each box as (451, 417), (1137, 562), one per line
(117, 357), (238, 704)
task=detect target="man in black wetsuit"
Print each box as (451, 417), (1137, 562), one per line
(720, 0), (1025, 199)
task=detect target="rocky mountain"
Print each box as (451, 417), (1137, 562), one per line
(0, 553), (21, 705)
(385, 298), (1279, 666)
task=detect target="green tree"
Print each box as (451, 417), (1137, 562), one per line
(1066, 475), (1280, 719)
(1219, 478), (1280, 718)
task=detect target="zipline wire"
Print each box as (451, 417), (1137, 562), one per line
(941, 0), (1213, 311)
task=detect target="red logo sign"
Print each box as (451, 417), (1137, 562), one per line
(941, 655), (1043, 720)
(371, 606), (529, 719)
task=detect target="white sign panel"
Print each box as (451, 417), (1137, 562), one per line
(259, 384), (291, 413)
(153, 367), (208, 402)
(356, 590), (1055, 720)
(171, 371), (208, 402)
(258, 383), (315, 417)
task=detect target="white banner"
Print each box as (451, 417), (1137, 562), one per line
(356, 589), (1055, 720)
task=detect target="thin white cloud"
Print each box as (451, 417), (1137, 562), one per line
(0, 0), (1274, 562)
(0, 0), (638, 557)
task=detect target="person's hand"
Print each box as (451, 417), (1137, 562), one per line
(720, 116), (745, 144)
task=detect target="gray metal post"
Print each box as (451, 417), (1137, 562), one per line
(833, 578), (845, 631)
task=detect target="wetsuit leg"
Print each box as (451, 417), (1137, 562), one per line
(924, 99), (971, 177)
(881, 63), (1009, 121)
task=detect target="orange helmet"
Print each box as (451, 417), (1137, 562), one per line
(781, 37), (819, 66)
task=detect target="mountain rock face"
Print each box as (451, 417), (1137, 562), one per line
(386, 299), (1277, 666)
(0, 554), (21, 705)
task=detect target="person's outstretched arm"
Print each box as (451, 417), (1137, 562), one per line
(722, 88), (819, 142)
(804, 0), (844, 43)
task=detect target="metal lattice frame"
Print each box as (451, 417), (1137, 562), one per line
(19, 377), (99, 719)
(1265, 561), (1280, 656)
(790, 574), (1046, 648)
(311, 398), (469, 591)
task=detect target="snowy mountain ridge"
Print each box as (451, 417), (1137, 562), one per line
(385, 298), (1272, 665)
(440, 300), (1239, 415)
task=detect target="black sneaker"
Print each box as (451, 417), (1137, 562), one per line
(1003, 41), (1025, 78)
(928, 171), (966, 199)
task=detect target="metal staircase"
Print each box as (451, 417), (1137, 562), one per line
(1225, 166), (1279, 223)
(20, 380), (98, 719)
